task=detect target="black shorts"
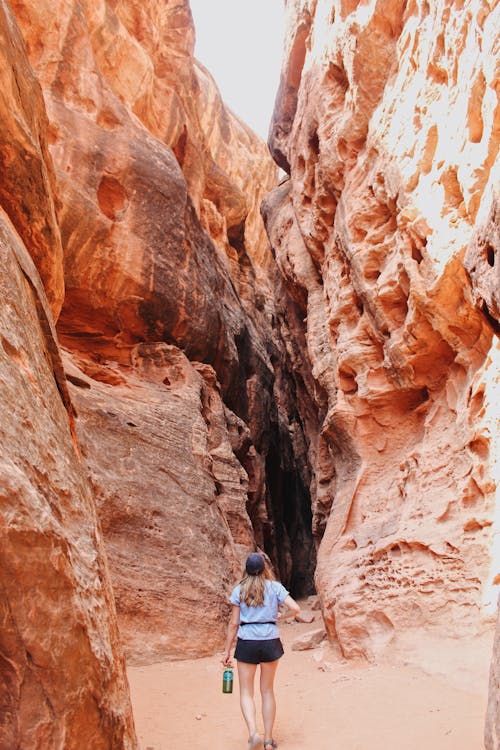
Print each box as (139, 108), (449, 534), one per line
(234, 637), (284, 664)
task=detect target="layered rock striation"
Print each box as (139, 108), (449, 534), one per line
(264, 0), (499, 660)
(64, 345), (252, 661)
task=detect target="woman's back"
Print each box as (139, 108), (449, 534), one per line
(231, 579), (289, 641)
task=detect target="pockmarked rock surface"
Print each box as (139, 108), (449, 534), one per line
(264, 0), (499, 661)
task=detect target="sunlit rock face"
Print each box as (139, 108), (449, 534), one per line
(8, 0), (315, 661)
(264, 0), (499, 660)
(12, 0), (276, 341)
(0, 3), (136, 746)
(0, 212), (136, 749)
(90, 0), (276, 289)
(0, 0), (64, 318)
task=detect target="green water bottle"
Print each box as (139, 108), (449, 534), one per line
(222, 667), (233, 694)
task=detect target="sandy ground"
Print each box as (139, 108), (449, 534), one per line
(128, 603), (493, 750)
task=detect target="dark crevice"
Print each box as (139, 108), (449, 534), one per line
(481, 300), (500, 335)
(66, 372), (91, 389)
(224, 326), (252, 421)
(172, 126), (188, 169)
(411, 245), (423, 263)
(263, 436), (316, 599)
(309, 130), (320, 157)
(227, 219), (246, 253)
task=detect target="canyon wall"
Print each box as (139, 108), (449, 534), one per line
(0, 0), (317, 740)
(264, 0), (499, 663)
(2, 0), (499, 742)
(4, 0), (316, 668)
(0, 1), (136, 746)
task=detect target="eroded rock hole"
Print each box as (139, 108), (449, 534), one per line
(97, 176), (128, 221)
(339, 364), (358, 394)
(411, 244), (424, 264)
(327, 61), (348, 90)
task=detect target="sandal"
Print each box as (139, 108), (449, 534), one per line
(264, 741), (278, 749)
(248, 734), (263, 748)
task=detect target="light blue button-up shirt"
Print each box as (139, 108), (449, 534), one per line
(230, 579), (289, 640)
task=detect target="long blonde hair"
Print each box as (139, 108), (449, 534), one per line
(239, 564), (274, 607)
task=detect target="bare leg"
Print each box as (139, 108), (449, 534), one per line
(260, 660), (279, 744)
(237, 660), (260, 743)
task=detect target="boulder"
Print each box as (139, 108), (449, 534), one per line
(292, 628), (327, 651)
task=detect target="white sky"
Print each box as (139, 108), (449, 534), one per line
(189, 0), (286, 141)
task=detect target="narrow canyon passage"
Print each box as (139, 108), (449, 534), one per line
(0, 0), (498, 749)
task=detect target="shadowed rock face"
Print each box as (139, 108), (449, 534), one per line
(64, 345), (253, 663)
(264, 0), (499, 661)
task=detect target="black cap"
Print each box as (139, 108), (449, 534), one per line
(245, 553), (265, 575)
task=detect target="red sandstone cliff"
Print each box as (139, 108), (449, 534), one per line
(0, 1), (136, 746)
(264, 0), (499, 662)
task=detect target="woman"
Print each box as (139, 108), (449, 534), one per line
(221, 552), (301, 750)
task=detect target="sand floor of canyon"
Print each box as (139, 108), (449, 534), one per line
(128, 604), (494, 750)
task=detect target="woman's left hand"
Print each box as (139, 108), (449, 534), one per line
(221, 651), (233, 667)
